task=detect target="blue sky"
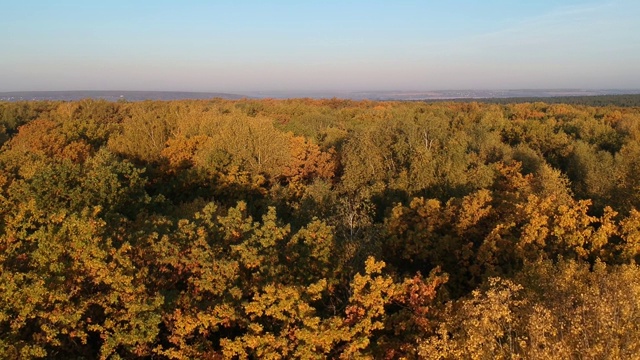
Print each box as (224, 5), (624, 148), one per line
(1, 0), (639, 92)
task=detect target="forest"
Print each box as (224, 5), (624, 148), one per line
(2, 97), (640, 359)
(454, 94), (640, 108)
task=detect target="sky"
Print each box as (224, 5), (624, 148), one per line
(1, 0), (639, 93)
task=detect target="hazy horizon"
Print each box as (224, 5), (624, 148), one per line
(2, 0), (639, 92)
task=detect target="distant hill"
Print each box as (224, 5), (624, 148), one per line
(243, 89), (640, 101)
(3, 90), (640, 106)
(0, 91), (246, 102)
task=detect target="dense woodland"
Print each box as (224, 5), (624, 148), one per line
(2, 98), (640, 359)
(456, 94), (640, 108)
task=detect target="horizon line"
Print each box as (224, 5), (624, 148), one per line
(3, 88), (640, 94)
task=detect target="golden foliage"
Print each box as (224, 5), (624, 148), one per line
(3, 98), (640, 358)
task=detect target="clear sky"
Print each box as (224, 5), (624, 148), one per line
(1, 0), (639, 92)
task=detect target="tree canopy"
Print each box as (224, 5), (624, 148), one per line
(2, 98), (640, 358)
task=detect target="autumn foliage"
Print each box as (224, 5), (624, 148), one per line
(2, 98), (640, 358)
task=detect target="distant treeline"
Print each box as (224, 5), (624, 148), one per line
(2, 98), (640, 358)
(431, 93), (640, 107)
